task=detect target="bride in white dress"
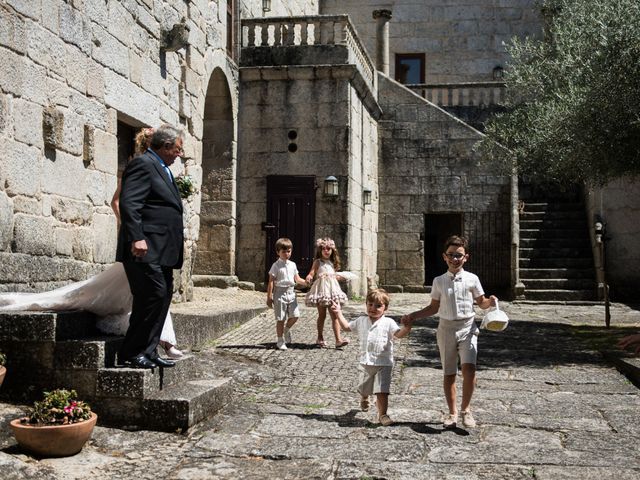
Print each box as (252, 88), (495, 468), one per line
(0, 263), (179, 351)
(0, 128), (183, 359)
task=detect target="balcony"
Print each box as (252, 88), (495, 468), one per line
(241, 15), (376, 93)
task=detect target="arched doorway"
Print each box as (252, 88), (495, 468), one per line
(195, 68), (235, 275)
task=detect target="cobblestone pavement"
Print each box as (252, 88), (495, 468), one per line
(2, 291), (640, 479)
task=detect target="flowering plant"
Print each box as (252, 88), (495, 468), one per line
(175, 174), (198, 199)
(20, 389), (92, 425)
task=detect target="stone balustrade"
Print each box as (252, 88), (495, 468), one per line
(241, 15), (376, 89)
(407, 82), (507, 108)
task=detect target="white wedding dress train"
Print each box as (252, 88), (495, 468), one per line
(0, 262), (177, 345)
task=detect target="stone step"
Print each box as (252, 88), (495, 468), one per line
(520, 210), (585, 220)
(522, 289), (596, 301)
(519, 257), (593, 268)
(519, 228), (588, 239)
(519, 218), (587, 229)
(600, 350), (640, 389)
(143, 377), (234, 431)
(96, 355), (200, 400)
(519, 247), (591, 258)
(173, 308), (267, 349)
(521, 202), (584, 212)
(519, 237), (590, 249)
(192, 275), (238, 288)
(91, 376), (234, 431)
(519, 268), (594, 279)
(0, 307), (266, 430)
(521, 278), (595, 290)
(0, 311), (98, 342)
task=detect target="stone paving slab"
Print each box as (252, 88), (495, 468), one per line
(0, 292), (639, 479)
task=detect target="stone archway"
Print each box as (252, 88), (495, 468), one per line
(195, 68), (236, 275)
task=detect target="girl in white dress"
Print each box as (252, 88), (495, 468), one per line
(305, 237), (349, 348)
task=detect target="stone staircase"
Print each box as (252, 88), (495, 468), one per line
(0, 306), (266, 431)
(519, 195), (596, 301)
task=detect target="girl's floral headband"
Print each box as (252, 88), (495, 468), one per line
(316, 238), (335, 249)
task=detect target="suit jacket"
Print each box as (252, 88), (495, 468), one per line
(116, 150), (184, 269)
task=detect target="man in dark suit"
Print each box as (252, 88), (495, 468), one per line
(116, 124), (185, 369)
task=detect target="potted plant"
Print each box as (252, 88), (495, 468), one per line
(0, 350), (6, 388)
(10, 388), (97, 457)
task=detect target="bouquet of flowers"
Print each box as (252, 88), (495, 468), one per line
(175, 174), (198, 199)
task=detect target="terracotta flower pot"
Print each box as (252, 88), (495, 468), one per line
(10, 412), (98, 457)
(0, 366), (5, 388)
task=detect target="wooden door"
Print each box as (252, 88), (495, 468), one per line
(264, 176), (316, 277)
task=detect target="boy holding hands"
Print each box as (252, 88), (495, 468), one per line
(333, 288), (412, 426)
(267, 238), (307, 350)
(402, 235), (496, 429)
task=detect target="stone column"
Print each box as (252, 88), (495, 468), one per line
(372, 9), (392, 75)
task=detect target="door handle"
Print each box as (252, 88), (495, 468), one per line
(261, 222), (276, 231)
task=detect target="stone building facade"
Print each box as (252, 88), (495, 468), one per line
(2, 0), (636, 301)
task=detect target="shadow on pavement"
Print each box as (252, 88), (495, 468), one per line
(276, 410), (467, 435)
(406, 317), (640, 370)
(217, 343), (320, 350)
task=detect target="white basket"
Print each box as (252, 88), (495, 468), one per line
(480, 300), (509, 332)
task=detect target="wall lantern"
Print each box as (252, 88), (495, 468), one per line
(323, 175), (339, 197)
(363, 188), (372, 205)
(492, 65), (504, 80)
(262, 0), (271, 12)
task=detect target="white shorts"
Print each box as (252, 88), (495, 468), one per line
(273, 287), (300, 321)
(436, 317), (479, 375)
(357, 364), (393, 396)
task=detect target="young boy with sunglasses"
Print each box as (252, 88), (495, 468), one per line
(402, 235), (497, 429)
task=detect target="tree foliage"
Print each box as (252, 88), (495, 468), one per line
(480, 0), (640, 185)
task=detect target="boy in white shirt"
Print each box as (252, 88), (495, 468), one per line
(333, 288), (411, 426)
(402, 235), (496, 429)
(266, 238), (307, 350)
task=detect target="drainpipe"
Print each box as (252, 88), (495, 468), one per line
(372, 9), (392, 75)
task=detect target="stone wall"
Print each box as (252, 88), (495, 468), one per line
(376, 73), (512, 290)
(345, 85), (379, 293)
(321, 0), (543, 82)
(236, 62), (379, 295)
(241, 0), (319, 17)
(0, 0), (254, 297)
(589, 180), (640, 302)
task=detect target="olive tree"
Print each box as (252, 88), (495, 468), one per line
(481, 0), (640, 185)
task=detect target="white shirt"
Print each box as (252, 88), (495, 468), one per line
(431, 269), (484, 321)
(268, 259), (299, 288)
(348, 315), (400, 366)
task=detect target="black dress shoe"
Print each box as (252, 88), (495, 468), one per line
(126, 355), (157, 369)
(149, 356), (176, 368)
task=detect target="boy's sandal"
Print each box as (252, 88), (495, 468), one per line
(379, 414), (393, 426)
(315, 339), (328, 348)
(335, 339), (350, 349)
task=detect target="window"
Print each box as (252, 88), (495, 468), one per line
(395, 53), (425, 84)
